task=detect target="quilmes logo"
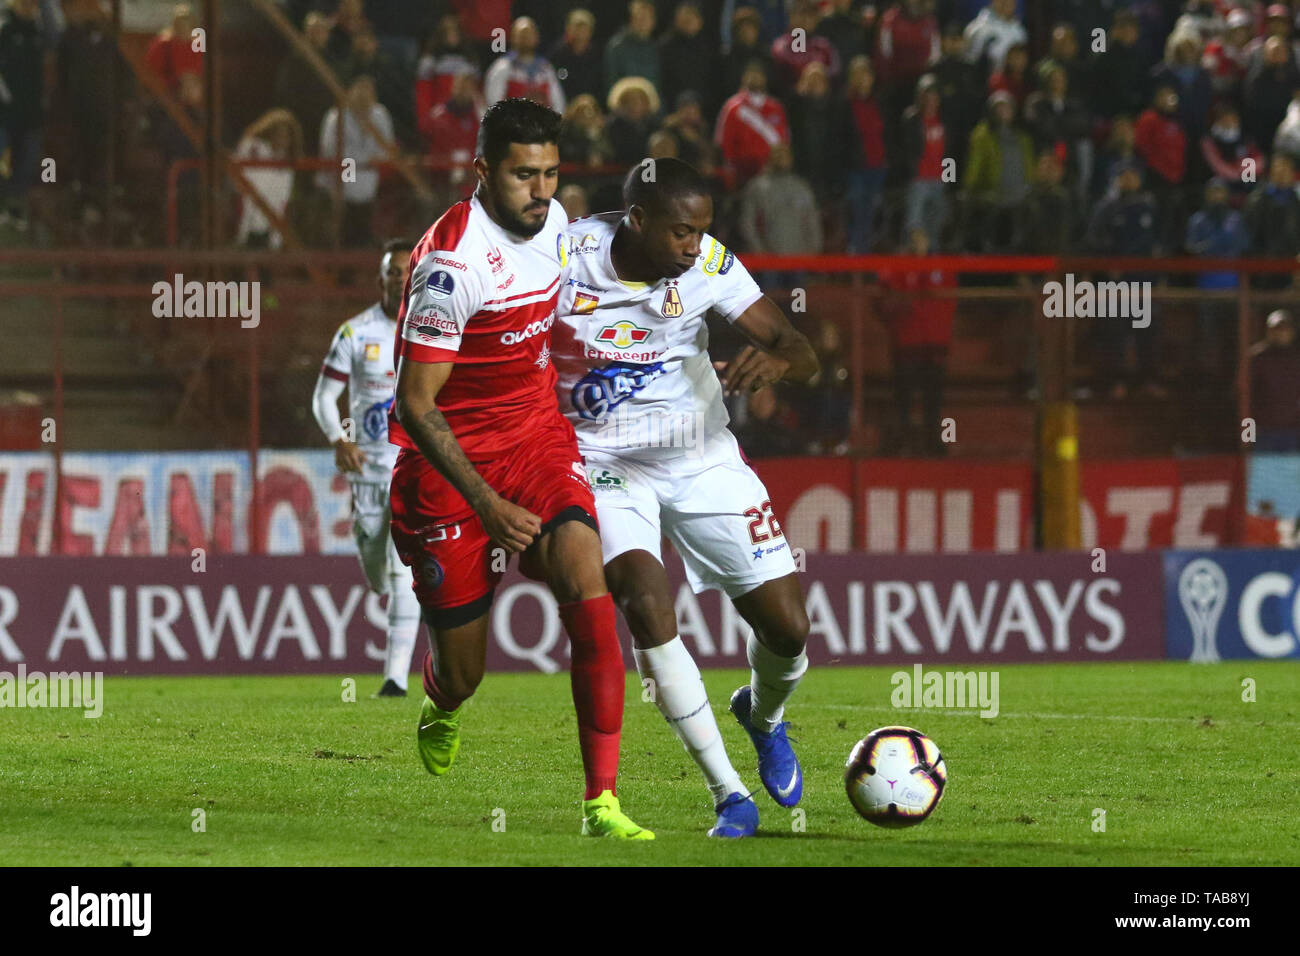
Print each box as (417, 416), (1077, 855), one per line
(1042, 273), (1151, 328)
(594, 321), (651, 349)
(571, 361), (666, 420)
(50, 886), (151, 935)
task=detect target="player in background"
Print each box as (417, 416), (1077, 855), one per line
(552, 158), (818, 837)
(389, 98), (652, 839)
(312, 239), (421, 697)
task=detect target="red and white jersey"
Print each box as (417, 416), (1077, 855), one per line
(389, 192), (570, 459)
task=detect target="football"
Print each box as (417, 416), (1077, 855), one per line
(845, 726), (947, 828)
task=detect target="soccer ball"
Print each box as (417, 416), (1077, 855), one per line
(845, 726), (947, 828)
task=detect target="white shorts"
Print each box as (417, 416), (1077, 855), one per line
(350, 478), (399, 594)
(583, 430), (797, 598)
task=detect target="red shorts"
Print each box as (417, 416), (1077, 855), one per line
(389, 414), (596, 618)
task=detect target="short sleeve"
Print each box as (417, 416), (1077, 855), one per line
(700, 235), (763, 323)
(321, 322), (353, 382)
(400, 248), (484, 363)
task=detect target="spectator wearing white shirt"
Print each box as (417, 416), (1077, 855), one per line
(963, 0), (1028, 76)
(482, 17), (565, 111)
(234, 109), (302, 249)
(318, 75), (395, 247)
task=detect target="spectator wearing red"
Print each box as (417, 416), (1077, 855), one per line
(840, 55), (888, 253)
(714, 59), (789, 186)
(415, 13), (479, 137)
(1202, 7), (1253, 98)
(770, 0), (840, 98)
(874, 0), (938, 89)
(879, 227), (956, 457)
(987, 41), (1030, 111)
(900, 74), (950, 250)
(449, 0), (512, 47)
(1135, 82), (1188, 251)
(1249, 310), (1300, 451)
(424, 70), (482, 207)
(145, 3), (203, 92)
(483, 17), (565, 111)
(1201, 102), (1260, 203)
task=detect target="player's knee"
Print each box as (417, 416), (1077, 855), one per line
(436, 666), (482, 704)
(764, 602), (810, 658)
(615, 583), (676, 644)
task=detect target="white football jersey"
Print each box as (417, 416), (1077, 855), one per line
(553, 212), (763, 458)
(320, 303), (399, 479)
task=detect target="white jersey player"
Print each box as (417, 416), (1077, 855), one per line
(312, 239), (421, 696)
(553, 158), (820, 838)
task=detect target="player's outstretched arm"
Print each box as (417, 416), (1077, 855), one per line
(394, 357), (542, 552)
(714, 295), (820, 396)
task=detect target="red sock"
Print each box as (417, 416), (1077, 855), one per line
(422, 651), (462, 711)
(560, 594), (625, 799)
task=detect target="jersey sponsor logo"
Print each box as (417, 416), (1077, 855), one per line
(432, 255), (467, 272)
(574, 292), (599, 314)
(719, 250), (735, 275)
(497, 272), (515, 291)
(557, 232), (569, 267)
(589, 468), (628, 492)
(427, 270), (456, 298)
(500, 314), (554, 345)
(571, 361), (666, 421)
(702, 238), (730, 276)
(661, 284), (683, 318)
(411, 311), (459, 337)
(363, 397), (394, 441)
(567, 277), (601, 291)
(594, 320), (651, 348)
(364, 343), (381, 361)
(568, 234), (601, 255)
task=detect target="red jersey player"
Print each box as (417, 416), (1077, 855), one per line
(388, 98), (652, 839)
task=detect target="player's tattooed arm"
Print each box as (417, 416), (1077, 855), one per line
(395, 359), (541, 551)
(715, 295), (820, 395)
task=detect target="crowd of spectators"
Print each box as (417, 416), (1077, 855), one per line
(4, 0), (1300, 453)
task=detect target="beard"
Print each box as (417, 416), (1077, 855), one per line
(496, 202), (550, 238)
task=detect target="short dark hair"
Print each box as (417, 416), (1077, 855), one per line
(381, 238), (415, 257)
(476, 97), (563, 166)
(622, 156), (711, 213)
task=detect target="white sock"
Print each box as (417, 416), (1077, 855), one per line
(383, 575), (421, 690)
(633, 637), (747, 806)
(747, 634), (808, 734)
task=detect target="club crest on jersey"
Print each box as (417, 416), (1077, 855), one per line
(487, 247), (505, 274)
(594, 320), (650, 349)
(574, 292), (599, 314)
(662, 284), (683, 318)
(426, 270), (456, 299)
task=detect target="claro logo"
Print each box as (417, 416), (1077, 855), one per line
(501, 315), (554, 345)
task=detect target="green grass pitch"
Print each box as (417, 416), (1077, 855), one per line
(1, 662), (1297, 866)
